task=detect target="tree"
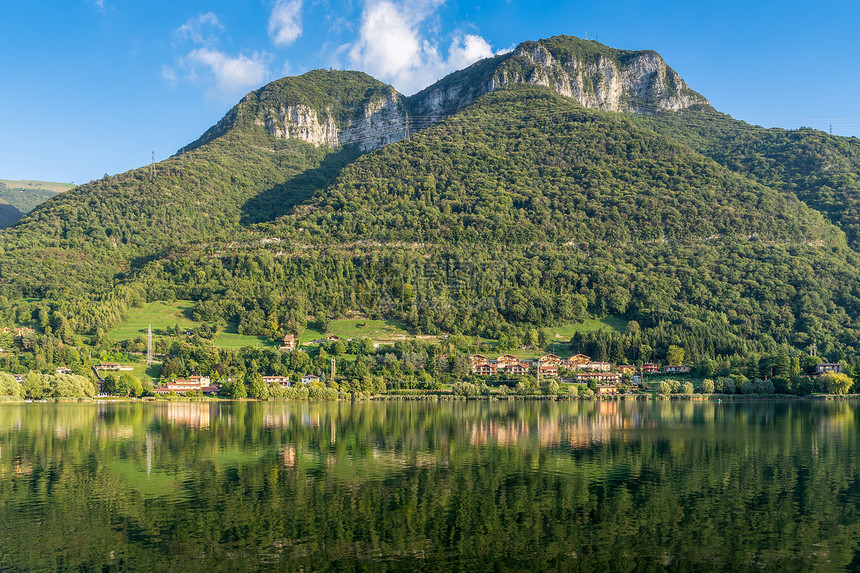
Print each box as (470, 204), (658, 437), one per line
(537, 329), (552, 350)
(0, 373), (23, 397)
(162, 358), (182, 379)
(247, 371), (269, 399)
(453, 381), (478, 396)
(453, 354), (471, 378)
(666, 345), (685, 365)
(821, 373), (854, 395)
(102, 373), (143, 397)
(680, 382), (694, 394)
(23, 372), (49, 400)
(540, 378), (560, 395)
(715, 377), (736, 394)
(226, 377), (248, 399)
(528, 329), (540, 349)
(700, 379), (715, 394)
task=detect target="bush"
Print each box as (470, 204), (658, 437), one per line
(658, 381), (672, 395)
(453, 381), (479, 397)
(700, 379), (715, 393)
(680, 382), (694, 394)
(753, 378), (774, 394)
(540, 378), (560, 395)
(715, 377), (736, 394)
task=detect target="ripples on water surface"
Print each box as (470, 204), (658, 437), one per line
(1, 400), (859, 571)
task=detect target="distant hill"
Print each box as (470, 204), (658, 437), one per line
(0, 179), (73, 228)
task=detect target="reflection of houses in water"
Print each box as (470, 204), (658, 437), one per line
(470, 420), (531, 447)
(103, 425), (134, 439)
(468, 403), (643, 449)
(264, 412), (292, 429)
(159, 402), (211, 428)
(281, 444), (297, 467)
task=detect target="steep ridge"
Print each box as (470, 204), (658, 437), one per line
(184, 36), (712, 154)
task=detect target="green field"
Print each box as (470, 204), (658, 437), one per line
(110, 303), (414, 352)
(302, 318), (414, 344)
(110, 303), (625, 360)
(109, 301), (270, 350)
(473, 318), (629, 359)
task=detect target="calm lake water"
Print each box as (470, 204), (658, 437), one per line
(1, 399), (860, 571)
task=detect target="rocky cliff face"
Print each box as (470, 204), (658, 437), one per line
(185, 37), (709, 155)
(410, 38), (709, 129)
(255, 90), (409, 152)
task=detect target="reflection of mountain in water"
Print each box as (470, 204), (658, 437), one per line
(2, 401), (860, 570)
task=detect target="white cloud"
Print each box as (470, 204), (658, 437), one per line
(447, 34), (494, 71)
(269, 0), (303, 46)
(176, 12), (224, 45)
(91, 0), (105, 13)
(185, 48), (270, 100)
(161, 65), (177, 87)
(347, 0), (498, 94)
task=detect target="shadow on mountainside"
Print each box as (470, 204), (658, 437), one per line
(240, 146), (362, 225)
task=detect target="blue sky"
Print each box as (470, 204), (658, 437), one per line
(2, 0), (859, 184)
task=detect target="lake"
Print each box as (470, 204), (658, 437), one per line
(1, 399), (859, 571)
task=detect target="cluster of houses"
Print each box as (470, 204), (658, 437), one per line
(470, 353), (697, 387)
(152, 375), (219, 396)
(148, 373), (323, 396)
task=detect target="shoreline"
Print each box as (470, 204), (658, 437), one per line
(3, 393), (860, 404)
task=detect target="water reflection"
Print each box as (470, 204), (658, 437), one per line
(0, 400), (859, 570)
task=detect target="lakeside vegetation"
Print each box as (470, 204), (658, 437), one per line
(0, 312), (854, 401)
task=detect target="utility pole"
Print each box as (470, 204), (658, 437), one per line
(331, 356), (336, 382)
(809, 343), (818, 358)
(150, 151), (155, 179)
(147, 325), (153, 366)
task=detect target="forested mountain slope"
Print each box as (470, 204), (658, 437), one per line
(132, 87), (860, 356)
(633, 108), (860, 249)
(0, 72), (392, 297)
(2, 35), (860, 361)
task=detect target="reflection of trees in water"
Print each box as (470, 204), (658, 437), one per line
(0, 401), (859, 570)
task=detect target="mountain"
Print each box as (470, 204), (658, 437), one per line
(0, 198), (23, 228)
(0, 179), (71, 228)
(2, 34), (860, 360)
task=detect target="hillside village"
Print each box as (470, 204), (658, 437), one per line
(0, 313), (853, 400)
(0, 321), (853, 399)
